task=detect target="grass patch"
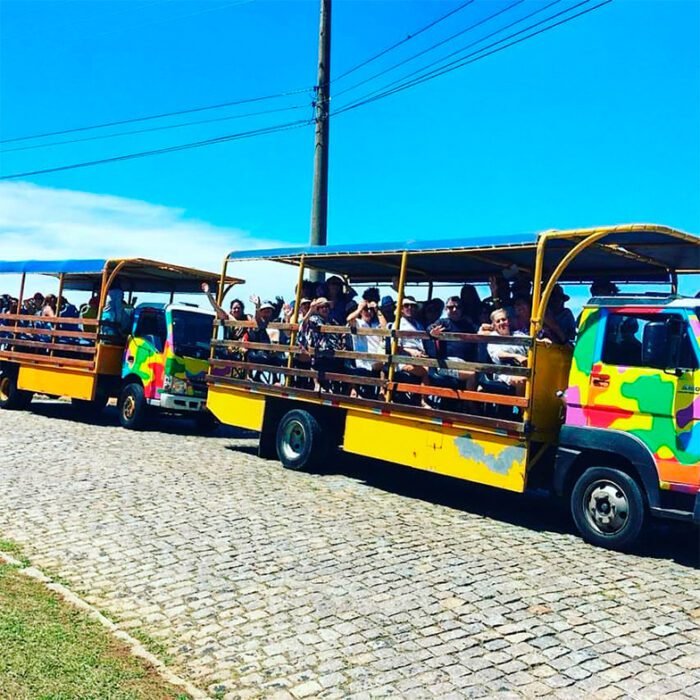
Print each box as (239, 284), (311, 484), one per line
(0, 563), (189, 699)
(0, 539), (30, 567)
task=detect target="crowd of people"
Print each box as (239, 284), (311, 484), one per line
(0, 286), (133, 348)
(203, 271), (584, 409)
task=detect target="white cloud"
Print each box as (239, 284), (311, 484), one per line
(0, 181), (299, 303)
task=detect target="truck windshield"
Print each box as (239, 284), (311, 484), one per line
(171, 310), (214, 359)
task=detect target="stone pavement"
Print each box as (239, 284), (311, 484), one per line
(0, 400), (699, 699)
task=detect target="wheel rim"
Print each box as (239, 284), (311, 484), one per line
(280, 419), (306, 461)
(123, 394), (136, 420)
(582, 479), (630, 536)
(0, 376), (10, 402)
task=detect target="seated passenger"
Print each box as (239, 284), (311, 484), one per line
(428, 296), (476, 388)
(100, 287), (130, 340)
(511, 295), (532, 334)
(298, 296), (345, 390)
(459, 284), (482, 327)
(607, 317), (642, 366)
(246, 295), (282, 367)
(541, 284), (576, 344)
(421, 298), (444, 327)
(478, 308), (528, 396)
(346, 299), (387, 397)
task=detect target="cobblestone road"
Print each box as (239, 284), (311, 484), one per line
(0, 400), (699, 699)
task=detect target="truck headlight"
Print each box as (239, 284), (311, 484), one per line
(169, 377), (187, 394)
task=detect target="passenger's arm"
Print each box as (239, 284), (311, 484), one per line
(200, 282), (228, 321)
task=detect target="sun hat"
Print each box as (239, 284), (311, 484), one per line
(402, 296), (418, 305)
(259, 300), (275, 311)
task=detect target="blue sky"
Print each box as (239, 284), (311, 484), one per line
(0, 0), (698, 302)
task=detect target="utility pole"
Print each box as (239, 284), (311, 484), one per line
(309, 0), (331, 280)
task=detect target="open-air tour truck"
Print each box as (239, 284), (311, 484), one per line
(206, 224), (699, 550)
(0, 258), (242, 430)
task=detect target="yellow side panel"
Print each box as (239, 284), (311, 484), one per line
(95, 343), (123, 375)
(18, 366), (95, 400)
(344, 411), (528, 493)
(529, 341), (573, 440)
(207, 386), (265, 432)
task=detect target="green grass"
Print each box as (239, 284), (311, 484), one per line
(0, 563), (190, 699)
(0, 538), (30, 567)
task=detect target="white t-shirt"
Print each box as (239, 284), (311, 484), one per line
(487, 330), (528, 385)
(353, 318), (384, 370)
(398, 317), (425, 353)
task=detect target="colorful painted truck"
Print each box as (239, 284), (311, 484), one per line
(0, 258), (241, 430)
(205, 224), (699, 550)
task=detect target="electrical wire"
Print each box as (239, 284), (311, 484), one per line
(1, 103), (309, 153)
(334, 0), (611, 116)
(343, 0), (565, 103)
(0, 87), (312, 145)
(334, 0), (526, 99)
(0, 119), (311, 181)
(333, 0), (476, 82)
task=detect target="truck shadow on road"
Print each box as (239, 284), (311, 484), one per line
(27, 401), (255, 439)
(321, 451), (699, 569)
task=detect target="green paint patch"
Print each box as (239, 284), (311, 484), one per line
(622, 374), (700, 464)
(572, 308), (600, 376)
(0, 563), (188, 699)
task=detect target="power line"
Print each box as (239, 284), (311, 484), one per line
(1, 103), (309, 154)
(0, 119), (311, 181)
(334, 0), (611, 116)
(347, 0), (565, 103)
(333, 0), (476, 82)
(334, 0), (526, 99)
(0, 87), (312, 145)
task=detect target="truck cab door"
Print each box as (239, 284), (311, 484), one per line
(583, 311), (700, 492)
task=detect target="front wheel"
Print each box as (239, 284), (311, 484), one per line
(275, 409), (326, 471)
(571, 467), (645, 550)
(0, 371), (33, 410)
(118, 383), (149, 430)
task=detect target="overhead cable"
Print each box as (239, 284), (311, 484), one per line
(334, 0), (611, 116)
(333, 0), (476, 82)
(0, 87), (312, 145)
(334, 0), (526, 98)
(0, 119), (311, 181)
(1, 103), (309, 153)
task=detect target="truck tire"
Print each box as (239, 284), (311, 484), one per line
(275, 409), (326, 471)
(0, 370), (33, 410)
(571, 467), (645, 550)
(118, 383), (149, 430)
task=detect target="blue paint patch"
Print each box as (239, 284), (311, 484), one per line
(453, 436), (525, 475)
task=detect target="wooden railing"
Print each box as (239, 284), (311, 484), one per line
(207, 318), (532, 424)
(0, 313), (103, 371)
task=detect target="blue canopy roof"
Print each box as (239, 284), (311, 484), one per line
(0, 259), (107, 275)
(225, 224), (699, 284)
(0, 258), (242, 293)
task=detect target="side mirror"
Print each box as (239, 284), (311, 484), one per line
(642, 322), (669, 369)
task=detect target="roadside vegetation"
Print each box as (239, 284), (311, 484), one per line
(0, 542), (188, 700)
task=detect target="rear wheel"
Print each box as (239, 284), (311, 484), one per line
(275, 409), (326, 471)
(0, 370), (33, 410)
(118, 383), (149, 430)
(571, 467), (645, 550)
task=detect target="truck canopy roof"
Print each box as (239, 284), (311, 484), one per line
(225, 224), (699, 284)
(0, 258), (242, 293)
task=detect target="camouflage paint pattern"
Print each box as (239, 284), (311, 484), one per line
(565, 307), (700, 492)
(122, 330), (209, 401)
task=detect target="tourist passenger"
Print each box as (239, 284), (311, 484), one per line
(478, 308), (528, 396)
(541, 284), (576, 344)
(459, 284), (482, 327)
(325, 275), (350, 324)
(511, 295), (532, 334)
(421, 298), (444, 327)
(101, 286), (130, 340)
(379, 295), (396, 324)
(428, 296), (477, 387)
(346, 299), (387, 397)
(298, 296), (345, 390)
(396, 296), (428, 380)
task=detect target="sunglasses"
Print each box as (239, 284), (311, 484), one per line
(446, 305), (460, 310)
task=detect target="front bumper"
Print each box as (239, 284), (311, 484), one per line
(150, 392), (206, 412)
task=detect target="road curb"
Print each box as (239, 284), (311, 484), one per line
(0, 551), (209, 700)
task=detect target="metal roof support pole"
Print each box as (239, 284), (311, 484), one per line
(385, 251), (408, 404)
(286, 256), (306, 387)
(51, 273), (65, 357)
(14, 272), (26, 336)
